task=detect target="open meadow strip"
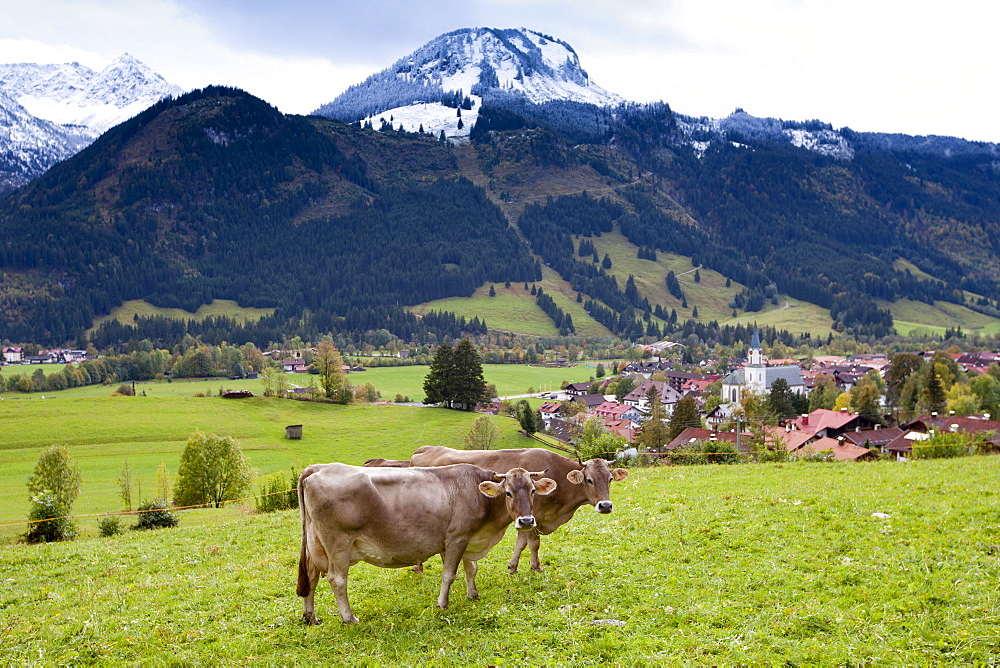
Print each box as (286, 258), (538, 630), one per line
(0, 457), (998, 663)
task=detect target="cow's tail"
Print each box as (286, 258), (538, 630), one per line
(296, 467), (315, 598)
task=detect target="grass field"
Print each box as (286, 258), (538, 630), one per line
(88, 299), (275, 332)
(0, 397), (536, 541)
(883, 298), (1000, 337)
(0, 363), (596, 402)
(409, 266), (613, 338)
(1, 456), (997, 663)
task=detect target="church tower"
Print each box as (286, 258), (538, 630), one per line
(746, 329), (765, 394)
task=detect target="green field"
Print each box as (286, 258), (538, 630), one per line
(88, 298), (275, 333)
(1, 455), (997, 663)
(1, 363), (596, 402)
(883, 298), (1000, 337)
(410, 266), (612, 338)
(0, 397), (539, 540)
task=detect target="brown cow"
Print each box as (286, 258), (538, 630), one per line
(409, 446), (628, 573)
(362, 458), (411, 467)
(296, 462), (556, 624)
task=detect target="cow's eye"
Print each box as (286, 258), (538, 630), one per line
(529, 488), (536, 495)
(505, 491), (513, 498)
(608, 477), (613, 483)
(586, 478), (594, 484)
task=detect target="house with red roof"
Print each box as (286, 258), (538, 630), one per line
(791, 408), (876, 438)
(796, 436), (878, 461)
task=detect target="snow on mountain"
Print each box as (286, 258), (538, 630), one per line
(0, 53), (182, 192)
(0, 89), (92, 192)
(677, 110), (855, 160)
(0, 53), (183, 135)
(314, 27), (623, 133)
(359, 96), (480, 142)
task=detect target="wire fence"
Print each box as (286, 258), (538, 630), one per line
(0, 487), (296, 531)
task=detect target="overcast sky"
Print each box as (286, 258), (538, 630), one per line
(2, 0), (997, 142)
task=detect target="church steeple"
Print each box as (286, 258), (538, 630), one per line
(748, 328), (763, 367)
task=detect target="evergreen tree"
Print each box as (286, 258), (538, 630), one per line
(922, 367), (947, 414)
(767, 377), (795, 420)
(602, 253), (612, 269)
(637, 386), (670, 451)
(666, 395), (700, 442)
(451, 338), (488, 409)
(423, 343), (454, 406)
(489, 285), (496, 297)
(694, 269), (701, 282)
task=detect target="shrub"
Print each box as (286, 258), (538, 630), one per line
(98, 516), (123, 537)
(255, 473), (290, 513)
(24, 490), (77, 543)
(287, 467), (299, 510)
(115, 383), (135, 396)
(132, 499), (178, 530)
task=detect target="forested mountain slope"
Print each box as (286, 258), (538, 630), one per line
(0, 87), (538, 344)
(2, 82), (1000, 347)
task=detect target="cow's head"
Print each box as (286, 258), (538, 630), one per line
(566, 459), (628, 514)
(479, 467), (557, 530)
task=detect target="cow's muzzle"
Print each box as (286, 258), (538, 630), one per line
(596, 501), (614, 514)
(515, 516), (536, 529)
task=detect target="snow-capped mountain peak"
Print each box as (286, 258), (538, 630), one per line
(314, 27), (623, 138)
(0, 53), (183, 134)
(0, 53), (183, 192)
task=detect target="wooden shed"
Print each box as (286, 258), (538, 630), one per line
(285, 424), (303, 439)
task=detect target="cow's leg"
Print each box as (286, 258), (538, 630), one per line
(463, 558), (479, 600)
(508, 530), (529, 574)
(301, 564), (323, 625)
(437, 545), (467, 609)
(327, 552), (359, 624)
(526, 530), (543, 572)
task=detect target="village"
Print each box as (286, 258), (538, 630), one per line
(485, 332), (1000, 463)
(5, 333), (1000, 463)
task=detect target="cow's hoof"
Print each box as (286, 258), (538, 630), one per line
(507, 565), (519, 574)
(302, 614), (321, 626)
(412, 564), (425, 574)
(531, 565), (544, 573)
(341, 615), (359, 624)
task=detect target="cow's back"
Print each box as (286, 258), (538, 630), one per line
(410, 446), (584, 533)
(300, 462), (500, 568)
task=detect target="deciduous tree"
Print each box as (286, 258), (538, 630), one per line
(173, 432), (254, 508)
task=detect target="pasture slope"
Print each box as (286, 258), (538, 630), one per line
(1, 457), (998, 664)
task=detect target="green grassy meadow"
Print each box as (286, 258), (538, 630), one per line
(88, 299), (275, 333)
(0, 364), (600, 539)
(0, 397), (533, 540)
(410, 266), (613, 338)
(1, 456), (998, 663)
(883, 298), (1000, 337)
(1, 363), (594, 402)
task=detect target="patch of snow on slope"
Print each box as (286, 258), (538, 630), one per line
(360, 96), (480, 142)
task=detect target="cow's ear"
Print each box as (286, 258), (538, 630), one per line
(612, 468), (629, 482)
(566, 469), (584, 485)
(479, 481), (503, 497)
(534, 478), (557, 495)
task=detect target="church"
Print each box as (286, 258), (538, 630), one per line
(721, 330), (806, 406)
